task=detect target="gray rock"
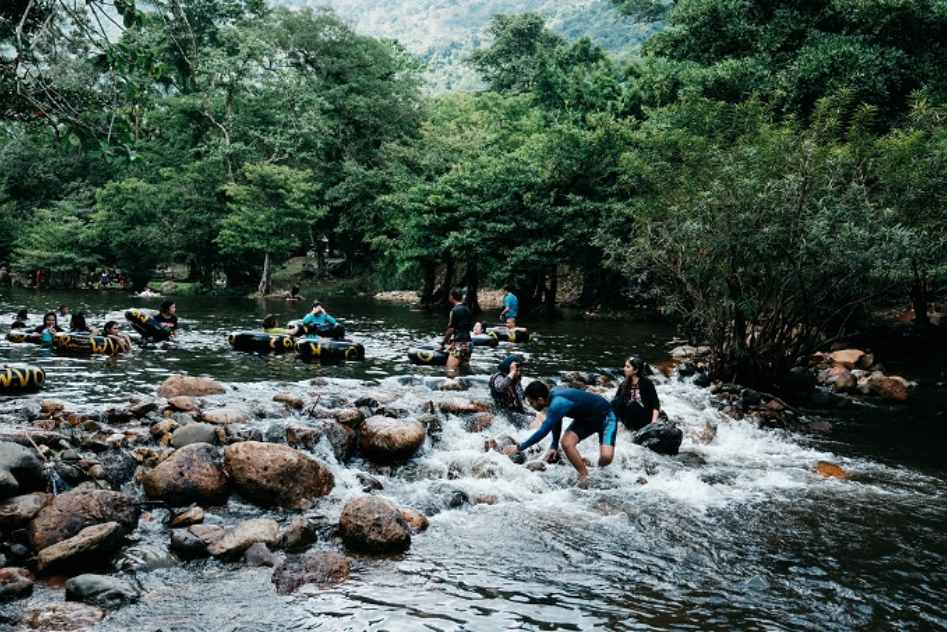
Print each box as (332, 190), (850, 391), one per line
(0, 492), (49, 529)
(169, 422), (218, 448)
(0, 442), (46, 498)
(206, 518), (279, 561)
(272, 551), (350, 595)
(65, 573), (140, 607)
(0, 567), (34, 600)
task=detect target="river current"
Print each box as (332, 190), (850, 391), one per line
(1, 289), (945, 631)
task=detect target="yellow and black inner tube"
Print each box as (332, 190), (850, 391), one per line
(0, 365), (46, 390)
(295, 338), (365, 361)
(407, 345), (448, 366)
(52, 333), (123, 355)
(125, 309), (171, 342)
(228, 331), (298, 353)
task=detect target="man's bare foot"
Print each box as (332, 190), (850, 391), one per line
(576, 474), (589, 489)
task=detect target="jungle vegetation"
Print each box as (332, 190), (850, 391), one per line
(2, 0), (946, 389)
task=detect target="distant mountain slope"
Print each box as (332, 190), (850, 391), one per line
(280, 0), (657, 92)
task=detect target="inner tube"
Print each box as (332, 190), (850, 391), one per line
(0, 365), (45, 391)
(471, 334), (499, 347)
(52, 333), (123, 355)
(299, 322), (346, 340)
(487, 328), (533, 343)
(125, 309), (171, 342)
(407, 345), (448, 366)
(295, 338), (365, 362)
(228, 331), (298, 353)
(5, 331), (43, 344)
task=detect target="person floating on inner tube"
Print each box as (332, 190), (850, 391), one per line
(300, 300), (341, 339)
(102, 320), (133, 351)
(439, 286), (473, 374)
(285, 286), (304, 302)
(69, 313), (99, 335)
(262, 314), (293, 334)
(12, 308), (29, 328)
(29, 312), (64, 342)
(154, 301), (179, 338)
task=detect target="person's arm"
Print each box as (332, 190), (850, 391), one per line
(325, 313), (338, 327)
(440, 311), (455, 348)
(518, 397), (571, 452)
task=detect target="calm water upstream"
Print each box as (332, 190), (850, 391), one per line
(1, 288), (945, 631)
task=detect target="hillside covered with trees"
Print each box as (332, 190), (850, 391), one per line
(1, 0), (945, 390)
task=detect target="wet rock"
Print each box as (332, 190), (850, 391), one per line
(632, 423), (683, 456)
(286, 425), (322, 449)
(166, 396), (199, 412)
(169, 422), (218, 448)
(323, 421), (357, 463)
(206, 518), (280, 561)
(201, 408), (248, 425)
(28, 489), (139, 552)
(675, 451), (707, 466)
(525, 461), (546, 472)
(866, 373), (909, 402)
(399, 507), (429, 534)
(828, 349), (865, 370)
(141, 443), (229, 507)
(170, 524), (223, 560)
(338, 496), (411, 553)
(356, 473), (383, 492)
(224, 442), (334, 509)
(273, 393), (304, 409)
(815, 461), (848, 479)
(27, 601), (107, 629)
(156, 375), (226, 399)
(272, 551), (350, 595)
(36, 521), (126, 575)
(65, 573), (140, 607)
(0, 566), (34, 600)
(277, 516), (318, 552)
(0, 441), (47, 498)
(150, 418), (180, 438)
(127, 397), (159, 418)
(243, 542), (280, 567)
(438, 400), (487, 415)
(359, 416), (426, 464)
(169, 506), (204, 528)
(464, 412), (493, 433)
(0, 492), (49, 529)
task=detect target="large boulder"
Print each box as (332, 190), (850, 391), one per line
(27, 489), (139, 552)
(224, 442), (334, 509)
(359, 416), (426, 463)
(0, 442), (47, 498)
(36, 522), (127, 575)
(272, 551), (350, 595)
(141, 443), (229, 506)
(156, 375), (226, 398)
(338, 496), (411, 553)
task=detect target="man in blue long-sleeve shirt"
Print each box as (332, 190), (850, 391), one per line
(504, 381), (617, 488)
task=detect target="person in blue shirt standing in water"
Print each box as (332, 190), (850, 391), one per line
(499, 285), (519, 329)
(504, 381), (617, 488)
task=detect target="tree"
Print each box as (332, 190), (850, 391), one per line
(614, 0), (947, 127)
(93, 178), (170, 288)
(216, 163), (322, 295)
(601, 96), (900, 389)
(466, 13), (566, 95)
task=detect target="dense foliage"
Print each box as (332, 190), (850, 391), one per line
(2, 1), (945, 388)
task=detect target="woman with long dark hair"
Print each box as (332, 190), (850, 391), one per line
(612, 356), (661, 431)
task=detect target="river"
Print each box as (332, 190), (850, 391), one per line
(1, 288), (945, 631)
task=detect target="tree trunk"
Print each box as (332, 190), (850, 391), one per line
(544, 266), (558, 314)
(465, 260), (480, 313)
(433, 259), (456, 306)
(420, 262), (436, 306)
(258, 252), (272, 296)
(909, 269), (931, 327)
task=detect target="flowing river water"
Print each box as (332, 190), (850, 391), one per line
(1, 288), (945, 631)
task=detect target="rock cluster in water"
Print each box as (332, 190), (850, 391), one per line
(0, 373), (448, 626)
